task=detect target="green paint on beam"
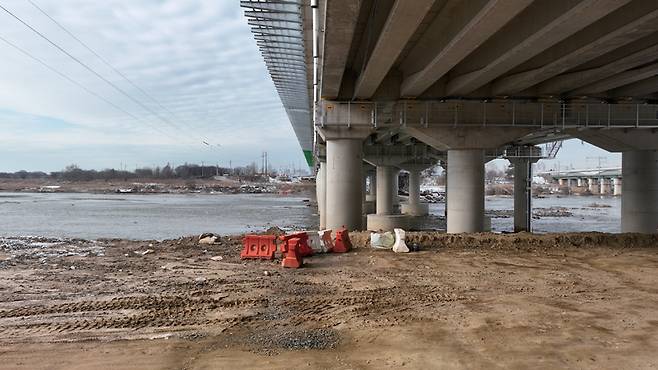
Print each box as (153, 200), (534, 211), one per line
(303, 150), (314, 167)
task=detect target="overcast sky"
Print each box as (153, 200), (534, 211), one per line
(0, 0), (619, 173)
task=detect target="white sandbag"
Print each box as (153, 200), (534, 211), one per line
(370, 231), (395, 249)
(392, 228), (409, 253)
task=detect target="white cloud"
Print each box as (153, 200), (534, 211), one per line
(0, 0), (302, 171)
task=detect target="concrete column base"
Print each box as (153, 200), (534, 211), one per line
(401, 202), (429, 216)
(367, 214), (413, 231)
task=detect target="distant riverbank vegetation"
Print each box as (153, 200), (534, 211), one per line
(0, 163), (269, 182)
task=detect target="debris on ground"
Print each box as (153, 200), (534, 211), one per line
(247, 328), (339, 355)
(199, 233), (218, 244)
(587, 203), (613, 208)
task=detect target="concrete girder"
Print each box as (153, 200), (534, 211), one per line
(537, 43), (658, 94)
(569, 128), (658, 152)
(610, 76), (658, 98)
(571, 62), (658, 95)
(400, 0), (532, 98)
(492, 3), (658, 95)
(316, 126), (374, 142)
(403, 126), (535, 151)
(371, 130), (399, 145)
(353, 0), (436, 99)
(445, 0), (629, 96)
(399, 159), (436, 172)
(321, 0), (364, 99)
(363, 144), (433, 167)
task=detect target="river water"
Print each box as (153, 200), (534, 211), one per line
(429, 195), (621, 233)
(0, 192), (620, 240)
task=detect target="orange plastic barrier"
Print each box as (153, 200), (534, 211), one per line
(281, 232), (314, 257)
(280, 237), (303, 268)
(333, 227), (352, 253)
(240, 235), (277, 260)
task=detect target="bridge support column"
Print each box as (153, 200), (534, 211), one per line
(326, 138), (365, 231)
(366, 171), (376, 199)
(400, 164), (431, 216)
(600, 178), (610, 195)
(316, 160), (327, 229)
(363, 169), (376, 215)
(447, 149), (484, 233)
(376, 166), (397, 215)
(511, 157), (535, 232)
(409, 168), (420, 207)
(622, 150), (658, 233)
(613, 177), (622, 196)
(588, 178), (599, 194)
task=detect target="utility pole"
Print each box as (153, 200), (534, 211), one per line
(586, 156), (607, 170)
(261, 152), (265, 175)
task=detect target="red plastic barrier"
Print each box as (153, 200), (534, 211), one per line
(280, 237), (303, 268)
(333, 227), (352, 253)
(280, 232), (314, 257)
(240, 235), (277, 260)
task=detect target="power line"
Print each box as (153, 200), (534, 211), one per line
(0, 33), (182, 143)
(0, 2), (207, 146)
(25, 0), (216, 145)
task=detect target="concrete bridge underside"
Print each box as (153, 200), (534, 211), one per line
(242, 0), (658, 234)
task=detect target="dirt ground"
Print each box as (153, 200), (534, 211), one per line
(1, 232), (658, 369)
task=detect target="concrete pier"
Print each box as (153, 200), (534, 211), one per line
(621, 150), (658, 233)
(392, 172), (400, 213)
(325, 139), (365, 230)
(613, 177), (622, 196)
(588, 178), (600, 194)
(600, 178), (611, 195)
(400, 164), (430, 216)
(511, 158), (532, 232)
(376, 166), (397, 215)
(408, 168), (420, 209)
(447, 149), (484, 233)
(316, 160), (327, 229)
(363, 170), (376, 214)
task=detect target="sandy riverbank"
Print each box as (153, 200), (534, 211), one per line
(1, 232), (658, 369)
(0, 178), (314, 195)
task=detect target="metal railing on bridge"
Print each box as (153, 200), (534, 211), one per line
(318, 101), (658, 129)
